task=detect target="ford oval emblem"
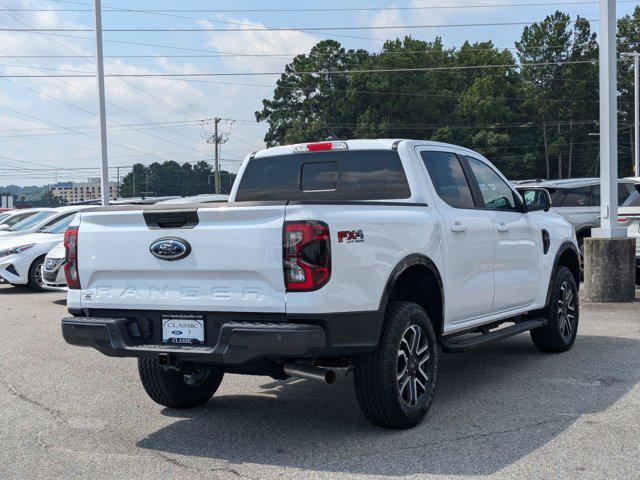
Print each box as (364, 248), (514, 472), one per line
(150, 237), (191, 261)
(172, 330), (183, 335)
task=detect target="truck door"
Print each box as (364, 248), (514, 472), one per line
(464, 156), (542, 312)
(418, 149), (495, 323)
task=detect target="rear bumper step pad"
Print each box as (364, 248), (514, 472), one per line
(61, 317), (326, 364)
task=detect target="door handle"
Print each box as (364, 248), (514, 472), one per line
(497, 223), (511, 233)
(450, 222), (467, 234)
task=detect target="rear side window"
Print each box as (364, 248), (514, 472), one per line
(235, 150), (411, 201)
(618, 183), (635, 206)
(421, 151), (475, 209)
(622, 189), (640, 207)
(561, 187), (591, 207)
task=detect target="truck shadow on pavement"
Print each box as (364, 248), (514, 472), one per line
(136, 334), (639, 477)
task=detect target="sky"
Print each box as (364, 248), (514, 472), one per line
(0, 0), (638, 187)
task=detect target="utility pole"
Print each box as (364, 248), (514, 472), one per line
(622, 52), (639, 176)
(92, 0), (110, 206)
(116, 166), (120, 199)
(214, 117), (221, 194)
(201, 117), (234, 194)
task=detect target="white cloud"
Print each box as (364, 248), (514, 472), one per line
(199, 15), (319, 73)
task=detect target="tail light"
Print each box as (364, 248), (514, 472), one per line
(283, 221), (331, 291)
(63, 226), (80, 289)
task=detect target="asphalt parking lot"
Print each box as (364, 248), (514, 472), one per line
(0, 285), (638, 480)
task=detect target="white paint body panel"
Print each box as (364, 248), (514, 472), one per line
(75, 205), (287, 312)
(0, 233), (64, 285)
(68, 139), (577, 336)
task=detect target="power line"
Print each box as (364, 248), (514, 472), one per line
(5, 0), (639, 13)
(0, 9), (205, 143)
(0, 59), (598, 78)
(0, 60), (611, 105)
(0, 18), (618, 33)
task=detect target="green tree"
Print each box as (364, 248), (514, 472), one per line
(256, 40), (369, 146)
(39, 190), (63, 207)
(119, 161), (236, 198)
(516, 12), (598, 179)
(618, 6), (640, 176)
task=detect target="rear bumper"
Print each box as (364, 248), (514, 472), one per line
(61, 309), (383, 364)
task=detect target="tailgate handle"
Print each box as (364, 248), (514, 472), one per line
(144, 211), (199, 229)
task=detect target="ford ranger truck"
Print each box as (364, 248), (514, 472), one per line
(61, 140), (580, 429)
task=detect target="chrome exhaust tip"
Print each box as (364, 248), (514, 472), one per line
(283, 362), (337, 384)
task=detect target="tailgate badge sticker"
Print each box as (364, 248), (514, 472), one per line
(150, 238), (191, 261)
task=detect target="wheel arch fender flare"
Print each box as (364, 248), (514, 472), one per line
(545, 241), (580, 306)
(378, 254), (445, 331)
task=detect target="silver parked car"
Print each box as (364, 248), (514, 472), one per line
(517, 178), (636, 254)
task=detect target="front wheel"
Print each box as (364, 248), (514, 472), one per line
(138, 358), (224, 408)
(353, 301), (438, 429)
(27, 256), (46, 291)
(530, 266), (579, 352)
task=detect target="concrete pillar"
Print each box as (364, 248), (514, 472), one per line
(583, 238), (636, 302)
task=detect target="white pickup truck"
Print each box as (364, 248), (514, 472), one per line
(61, 139), (580, 429)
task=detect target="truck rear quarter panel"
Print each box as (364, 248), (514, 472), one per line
(283, 203), (444, 314)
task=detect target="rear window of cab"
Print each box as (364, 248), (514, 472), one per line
(235, 150), (411, 202)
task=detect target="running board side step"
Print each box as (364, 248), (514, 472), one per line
(441, 318), (547, 353)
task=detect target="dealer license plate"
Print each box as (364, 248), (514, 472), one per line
(162, 314), (205, 345)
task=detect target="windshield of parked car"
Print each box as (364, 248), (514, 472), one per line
(0, 213), (9, 222)
(8, 211), (55, 231)
(37, 213), (78, 234)
(622, 189), (640, 207)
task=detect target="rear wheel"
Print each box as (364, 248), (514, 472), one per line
(27, 255), (46, 291)
(531, 266), (579, 352)
(138, 358), (224, 408)
(353, 301), (438, 429)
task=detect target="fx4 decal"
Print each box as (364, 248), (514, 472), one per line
(338, 230), (364, 243)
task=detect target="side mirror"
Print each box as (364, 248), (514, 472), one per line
(518, 187), (552, 212)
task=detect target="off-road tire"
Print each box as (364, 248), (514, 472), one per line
(138, 358), (224, 408)
(531, 266), (579, 352)
(27, 255), (46, 291)
(353, 301), (438, 429)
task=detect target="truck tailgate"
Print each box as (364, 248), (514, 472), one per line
(76, 205), (286, 312)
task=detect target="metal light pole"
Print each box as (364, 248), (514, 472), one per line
(592, 0), (624, 239)
(93, 0), (110, 206)
(584, 0), (635, 303)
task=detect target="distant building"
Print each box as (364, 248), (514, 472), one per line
(50, 179), (117, 204)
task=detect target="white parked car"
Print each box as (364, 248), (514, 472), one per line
(0, 207), (82, 238)
(0, 208), (54, 233)
(0, 210), (85, 290)
(61, 140), (580, 429)
(617, 184), (640, 282)
(42, 241), (67, 290)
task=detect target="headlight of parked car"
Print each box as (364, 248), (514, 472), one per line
(0, 244), (35, 258)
